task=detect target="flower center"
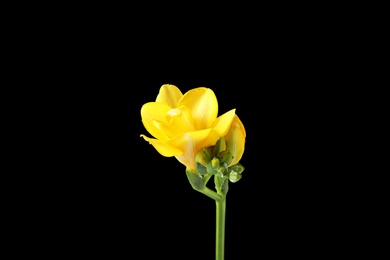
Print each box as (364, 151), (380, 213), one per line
(167, 108), (181, 117)
(164, 106), (195, 136)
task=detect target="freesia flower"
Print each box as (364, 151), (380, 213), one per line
(140, 84), (245, 172)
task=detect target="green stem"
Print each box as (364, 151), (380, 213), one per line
(196, 186), (222, 201)
(215, 198), (226, 260)
(187, 171), (227, 260)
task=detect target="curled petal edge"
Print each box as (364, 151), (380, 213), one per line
(140, 134), (183, 157)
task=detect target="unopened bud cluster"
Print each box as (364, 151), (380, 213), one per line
(195, 137), (245, 183)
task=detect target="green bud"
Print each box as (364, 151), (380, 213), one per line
(219, 150), (233, 166)
(230, 163), (245, 174)
(211, 157), (220, 168)
(228, 170), (242, 183)
(207, 161), (217, 175)
(217, 166), (226, 177)
(213, 137), (226, 157)
(195, 148), (211, 166)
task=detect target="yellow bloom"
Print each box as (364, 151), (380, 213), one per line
(140, 84), (244, 172)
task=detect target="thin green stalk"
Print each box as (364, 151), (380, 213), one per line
(215, 197), (226, 260)
(188, 171), (227, 260)
(196, 186), (223, 201)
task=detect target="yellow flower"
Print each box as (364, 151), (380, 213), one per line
(140, 84), (245, 172)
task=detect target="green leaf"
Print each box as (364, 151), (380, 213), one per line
(186, 169), (204, 190)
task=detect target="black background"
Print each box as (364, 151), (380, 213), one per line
(17, 7), (366, 259)
(48, 74), (342, 259)
(33, 48), (340, 259)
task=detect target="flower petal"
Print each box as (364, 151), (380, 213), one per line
(141, 102), (171, 141)
(161, 105), (195, 138)
(140, 135), (183, 157)
(156, 84), (183, 108)
(167, 129), (212, 171)
(202, 109), (236, 148)
(178, 87), (218, 130)
(225, 115), (246, 166)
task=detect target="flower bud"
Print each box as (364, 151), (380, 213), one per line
(230, 163), (245, 174)
(228, 170), (242, 183)
(217, 166), (226, 177)
(211, 157), (220, 168)
(213, 137), (226, 157)
(224, 115), (246, 166)
(207, 161), (217, 175)
(219, 150), (233, 166)
(195, 148), (212, 166)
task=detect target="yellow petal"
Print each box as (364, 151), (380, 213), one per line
(178, 87), (218, 130)
(156, 84), (183, 108)
(167, 129), (212, 171)
(202, 109), (236, 148)
(161, 105), (195, 137)
(141, 102), (172, 141)
(236, 114), (246, 138)
(140, 135), (183, 157)
(225, 115), (246, 166)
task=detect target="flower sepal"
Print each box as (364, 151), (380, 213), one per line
(186, 169), (204, 190)
(215, 174), (229, 196)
